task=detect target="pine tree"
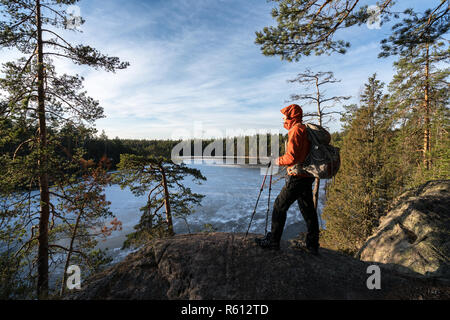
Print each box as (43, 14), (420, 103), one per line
(50, 155), (120, 297)
(114, 155), (206, 247)
(321, 74), (393, 254)
(380, 7), (449, 180)
(0, 0), (128, 298)
(255, 1), (447, 63)
(255, 0), (395, 61)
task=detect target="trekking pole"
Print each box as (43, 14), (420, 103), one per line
(264, 164), (273, 236)
(245, 161), (271, 238)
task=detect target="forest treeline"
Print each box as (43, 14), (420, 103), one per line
(0, 122), (289, 175)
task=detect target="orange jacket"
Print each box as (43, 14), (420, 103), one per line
(276, 104), (310, 176)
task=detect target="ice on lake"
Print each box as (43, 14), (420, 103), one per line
(99, 161), (327, 264)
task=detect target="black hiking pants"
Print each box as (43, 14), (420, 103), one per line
(271, 175), (319, 248)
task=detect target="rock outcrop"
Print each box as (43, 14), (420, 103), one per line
(358, 180), (450, 280)
(69, 232), (449, 300)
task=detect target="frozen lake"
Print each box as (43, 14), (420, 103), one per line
(99, 162), (327, 263)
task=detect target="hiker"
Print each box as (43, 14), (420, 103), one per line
(255, 104), (319, 254)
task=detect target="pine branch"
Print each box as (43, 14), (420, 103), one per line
(41, 28), (73, 48)
(42, 40), (70, 51)
(48, 244), (91, 263)
(13, 138), (36, 159)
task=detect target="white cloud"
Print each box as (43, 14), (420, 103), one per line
(0, 0), (408, 139)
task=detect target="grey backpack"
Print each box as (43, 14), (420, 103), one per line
(288, 123), (340, 179)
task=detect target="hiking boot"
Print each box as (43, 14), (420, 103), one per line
(255, 232), (280, 250)
(305, 235), (319, 256)
(305, 245), (319, 256)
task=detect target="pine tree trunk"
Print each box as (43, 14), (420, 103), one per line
(160, 165), (174, 236)
(60, 211), (82, 296)
(423, 44), (430, 170)
(316, 78), (323, 127)
(36, 0), (50, 300)
(314, 78), (322, 215)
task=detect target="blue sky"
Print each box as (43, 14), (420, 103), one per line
(0, 0), (434, 139)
